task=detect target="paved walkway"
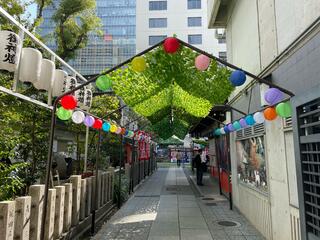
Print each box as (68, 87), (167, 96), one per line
(93, 166), (265, 240)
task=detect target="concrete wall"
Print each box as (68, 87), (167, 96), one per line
(136, 0), (225, 55)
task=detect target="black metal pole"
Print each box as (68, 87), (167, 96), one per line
(91, 129), (101, 234)
(131, 139), (135, 192)
(226, 134), (233, 210)
(118, 135), (123, 208)
(215, 138), (223, 196)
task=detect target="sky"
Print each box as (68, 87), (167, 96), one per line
(25, 2), (37, 20)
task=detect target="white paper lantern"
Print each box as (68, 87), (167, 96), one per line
(52, 69), (67, 97)
(34, 59), (55, 91)
(76, 86), (86, 109)
(62, 76), (77, 94)
(83, 89), (92, 110)
(253, 112), (265, 124)
(0, 30), (22, 72)
(220, 127), (225, 135)
(72, 111), (85, 124)
(19, 48), (42, 83)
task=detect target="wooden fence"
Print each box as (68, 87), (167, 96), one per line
(0, 167), (115, 240)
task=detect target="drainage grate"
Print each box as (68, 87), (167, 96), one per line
(205, 202), (217, 206)
(135, 195), (160, 198)
(202, 197), (215, 201)
(217, 221), (239, 227)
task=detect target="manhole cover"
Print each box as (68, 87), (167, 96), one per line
(205, 202), (217, 206)
(217, 221), (239, 227)
(202, 197), (215, 201)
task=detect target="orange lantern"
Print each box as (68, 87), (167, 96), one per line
(121, 128), (126, 135)
(264, 107), (277, 121)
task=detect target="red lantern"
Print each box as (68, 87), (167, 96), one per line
(163, 37), (179, 54)
(93, 119), (103, 129)
(264, 107), (277, 121)
(61, 95), (77, 110)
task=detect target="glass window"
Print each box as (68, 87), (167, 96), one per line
(219, 51), (227, 61)
(188, 17), (201, 27)
(149, 35), (167, 45)
(188, 34), (202, 44)
(149, 1), (167, 10)
(218, 37), (226, 44)
(149, 18), (167, 28)
(188, 0), (201, 9)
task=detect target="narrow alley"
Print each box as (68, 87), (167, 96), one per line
(93, 167), (264, 240)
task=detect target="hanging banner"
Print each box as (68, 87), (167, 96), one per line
(0, 30), (22, 72)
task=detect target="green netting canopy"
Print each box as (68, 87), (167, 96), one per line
(108, 42), (234, 140)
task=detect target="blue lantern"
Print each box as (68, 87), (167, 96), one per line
(224, 125), (230, 133)
(233, 121), (241, 130)
(230, 70), (246, 86)
(245, 115), (255, 126)
(102, 122), (111, 132)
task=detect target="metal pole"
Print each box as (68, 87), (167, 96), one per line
(84, 126), (89, 172)
(91, 129), (101, 234)
(226, 134), (233, 210)
(130, 139), (135, 193)
(118, 135), (123, 208)
(215, 138), (223, 196)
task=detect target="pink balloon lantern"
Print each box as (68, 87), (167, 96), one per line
(195, 55), (211, 71)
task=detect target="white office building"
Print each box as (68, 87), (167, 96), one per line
(136, 0), (226, 58)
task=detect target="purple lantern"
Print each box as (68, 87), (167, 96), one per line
(84, 115), (95, 127)
(223, 125), (230, 133)
(264, 88), (284, 106)
(227, 123), (235, 132)
(239, 118), (248, 128)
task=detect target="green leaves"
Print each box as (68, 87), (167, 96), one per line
(109, 44), (234, 139)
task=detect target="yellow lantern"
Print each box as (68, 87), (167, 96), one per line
(110, 124), (117, 133)
(131, 56), (146, 72)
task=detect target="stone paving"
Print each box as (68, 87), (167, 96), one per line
(92, 166), (265, 240)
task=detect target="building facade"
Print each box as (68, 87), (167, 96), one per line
(208, 1), (320, 240)
(136, 0), (226, 57)
(39, 0), (136, 75)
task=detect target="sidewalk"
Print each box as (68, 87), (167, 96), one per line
(92, 166), (265, 240)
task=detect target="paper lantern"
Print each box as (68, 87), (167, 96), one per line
(72, 111), (85, 124)
(131, 56), (146, 72)
(93, 119), (103, 129)
(230, 70), (246, 86)
(276, 102), (292, 118)
(116, 127), (122, 134)
(52, 69), (68, 97)
(110, 124), (117, 133)
(245, 115), (255, 126)
(264, 107), (277, 121)
(83, 89), (92, 111)
(0, 30), (22, 72)
(125, 130), (129, 136)
(220, 128), (225, 135)
(228, 124), (235, 132)
(56, 107), (72, 120)
(84, 116), (95, 127)
(34, 59), (55, 91)
(264, 88), (283, 106)
(121, 128), (126, 135)
(239, 118), (248, 128)
(233, 121), (241, 130)
(214, 128), (221, 136)
(163, 37), (179, 54)
(61, 95), (77, 110)
(19, 48), (42, 83)
(223, 126), (230, 133)
(96, 75), (112, 91)
(102, 122), (111, 132)
(75, 87), (86, 109)
(195, 54), (211, 71)
(253, 112), (265, 124)
(62, 76), (77, 94)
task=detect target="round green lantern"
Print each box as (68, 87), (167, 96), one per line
(56, 107), (72, 120)
(214, 128), (221, 136)
(96, 75), (112, 91)
(276, 102), (292, 118)
(233, 121), (241, 130)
